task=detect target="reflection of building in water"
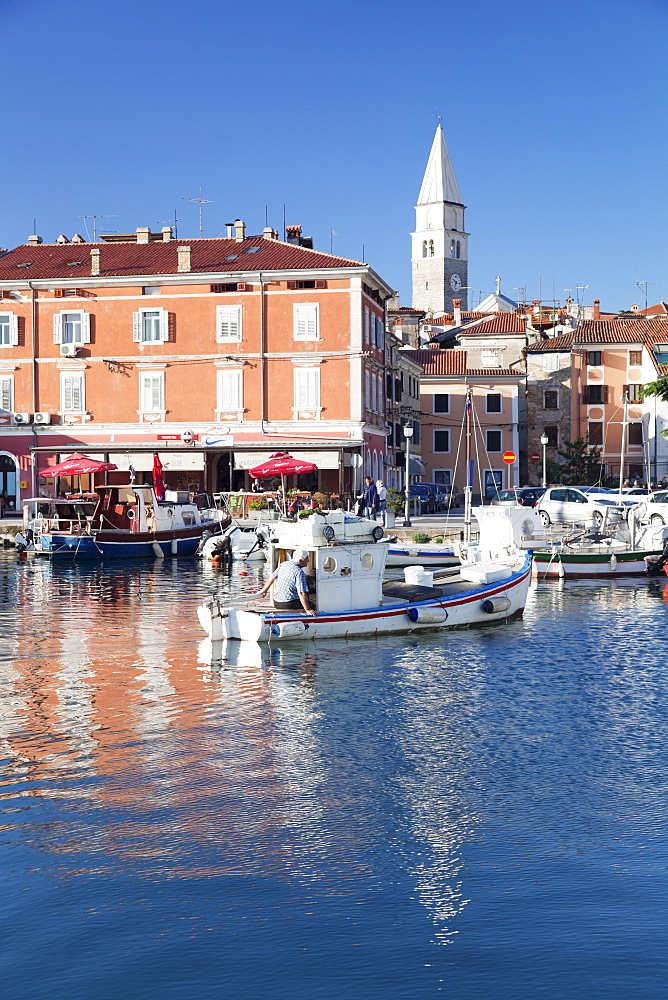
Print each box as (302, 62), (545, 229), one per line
(390, 645), (481, 945)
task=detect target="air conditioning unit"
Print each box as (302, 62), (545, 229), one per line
(34, 411), (51, 425)
(60, 343), (78, 357)
(13, 412), (31, 424)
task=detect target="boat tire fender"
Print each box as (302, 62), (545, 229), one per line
(481, 596), (512, 614)
(406, 606), (447, 624)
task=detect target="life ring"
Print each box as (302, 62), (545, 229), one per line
(127, 509), (135, 520)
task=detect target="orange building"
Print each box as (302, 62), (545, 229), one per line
(0, 224), (393, 508)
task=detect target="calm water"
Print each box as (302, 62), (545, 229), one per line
(1, 551), (667, 999)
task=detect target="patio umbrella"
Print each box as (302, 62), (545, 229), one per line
(39, 453), (117, 494)
(152, 453), (165, 501)
(249, 452), (318, 515)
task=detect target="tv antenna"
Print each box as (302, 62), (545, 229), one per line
(182, 186), (213, 237)
(160, 209), (178, 239)
(636, 280), (656, 313)
(77, 214), (118, 241)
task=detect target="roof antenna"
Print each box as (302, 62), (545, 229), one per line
(182, 186), (213, 237)
(77, 214), (118, 241)
(160, 209), (178, 239)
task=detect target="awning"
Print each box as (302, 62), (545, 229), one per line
(409, 457), (426, 475)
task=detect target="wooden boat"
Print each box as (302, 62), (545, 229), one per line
(21, 486), (229, 559)
(197, 506), (534, 643)
(529, 514), (668, 578)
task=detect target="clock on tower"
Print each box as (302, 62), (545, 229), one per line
(450, 273), (462, 291)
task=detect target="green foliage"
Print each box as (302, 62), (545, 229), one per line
(640, 377), (668, 403)
(432, 536), (444, 544)
(386, 488), (405, 513)
(248, 496), (268, 511)
(412, 532), (430, 543)
(555, 437), (603, 485)
(314, 492), (330, 508)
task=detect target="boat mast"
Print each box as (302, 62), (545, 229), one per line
(464, 388), (472, 544)
(618, 392), (629, 494)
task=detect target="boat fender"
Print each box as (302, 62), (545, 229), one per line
(171, 538), (178, 555)
(270, 620), (308, 638)
(481, 596), (511, 614)
(406, 606), (447, 624)
(609, 554), (617, 571)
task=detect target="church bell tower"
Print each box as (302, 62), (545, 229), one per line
(411, 125), (469, 315)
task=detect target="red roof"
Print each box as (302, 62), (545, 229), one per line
(525, 333), (574, 353)
(0, 235), (364, 282)
(574, 318), (668, 344)
(406, 349), (519, 378)
(427, 312), (485, 326)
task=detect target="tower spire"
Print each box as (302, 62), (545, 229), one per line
(411, 125), (469, 315)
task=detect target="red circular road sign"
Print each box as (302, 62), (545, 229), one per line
(530, 452), (540, 461)
(503, 451), (516, 464)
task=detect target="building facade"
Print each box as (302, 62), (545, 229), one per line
(0, 225), (393, 509)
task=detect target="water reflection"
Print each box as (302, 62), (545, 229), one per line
(2, 553), (668, 998)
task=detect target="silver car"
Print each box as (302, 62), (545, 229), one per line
(536, 487), (629, 528)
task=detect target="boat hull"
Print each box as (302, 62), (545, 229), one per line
(532, 548), (660, 577)
(35, 522), (221, 559)
(198, 554), (533, 643)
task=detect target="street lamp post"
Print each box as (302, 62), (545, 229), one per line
(540, 433), (549, 489)
(403, 425), (414, 527)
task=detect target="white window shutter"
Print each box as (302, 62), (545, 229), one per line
(364, 307), (369, 344)
(294, 303), (318, 340)
(372, 373), (377, 412)
(219, 370), (242, 409)
(0, 376), (12, 411)
(10, 314), (19, 346)
(216, 305), (241, 342)
(80, 312), (90, 344)
(159, 309), (168, 343)
(62, 374), (83, 411)
(133, 312), (142, 343)
(378, 320), (385, 349)
(53, 312), (63, 344)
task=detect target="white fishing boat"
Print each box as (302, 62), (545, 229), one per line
(385, 541), (460, 568)
(530, 514), (668, 578)
(197, 506), (534, 643)
(198, 523), (267, 562)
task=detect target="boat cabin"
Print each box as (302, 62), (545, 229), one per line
(263, 510), (387, 613)
(91, 486), (204, 533)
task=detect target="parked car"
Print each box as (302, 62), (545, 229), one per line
(535, 486), (630, 527)
(489, 487), (545, 507)
(628, 490), (668, 525)
(622, 487), (652, 496)
(422, 483), (462, 509)
(408, 483), (437, 514)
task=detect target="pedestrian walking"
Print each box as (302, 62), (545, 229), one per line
(376, 480), (387, 525)
(362, 476), (379, 520)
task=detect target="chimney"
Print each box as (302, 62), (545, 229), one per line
(27, 234), (42, 245)
(286, 224), (302, 244)
(453, 298), (462, 326)
(263, 227), (278, 240)
(136, 227), (151, 244)
(234, 219), (246, 242)
(90, 247), (101, 276)
(593, 298), (600, 320)
(161, 226), (172, 241)
(56, 234), (69, 244)
(71, 233), (85, 243)
(177, 245), (191, 272)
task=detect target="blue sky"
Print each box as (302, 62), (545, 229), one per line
(2, 0), (666, 311)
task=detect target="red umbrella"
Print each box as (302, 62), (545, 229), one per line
(249, 452), (318, 479)
(39, 453), (117, 477)
(249, 452), (318, 515)
(152, 453), (165, 501)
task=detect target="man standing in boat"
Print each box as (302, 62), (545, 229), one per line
(257, 548), (317, 616)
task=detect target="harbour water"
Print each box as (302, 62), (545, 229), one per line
(1, 551), (667, 999)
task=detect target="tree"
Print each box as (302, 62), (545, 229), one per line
(555, 437), (603, 485)
(641, 376), (668, 403)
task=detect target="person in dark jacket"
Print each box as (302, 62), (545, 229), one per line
(362, 476), (379, 520)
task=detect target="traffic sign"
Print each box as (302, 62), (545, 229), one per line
(503, 451), (516, 464)
(530, 452), (540, 462)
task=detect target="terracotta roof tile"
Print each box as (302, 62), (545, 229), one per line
(406, 349), (520, 378)
(525, 333), (574, 353)
(0, 236), (363, 282)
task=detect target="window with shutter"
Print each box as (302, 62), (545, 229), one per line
(0, 375), (13, 411)
(140, 373), (164, 411)
(629, 350), (642, 366)
(543, 389), (559, 408)
(0, 313), (18, 347)
(293, 303), (319, 341)
(365, 370), (370, 409)
(371, 373), (377, 412)
(216, 305), (242, 342)
(60, 373), (84, 412)
(293, 368), (320, 409)
(134, 309), (168, 343)
(217, 370), (243, 411)
(628, 423), (643, 445)
(364, 307), (369, 345)
(62, 312), (83, 344)
(543, 353), (559, 372)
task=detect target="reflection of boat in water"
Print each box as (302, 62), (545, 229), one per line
(197, 506), (534, 643)
(21, 486), (229, 559)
